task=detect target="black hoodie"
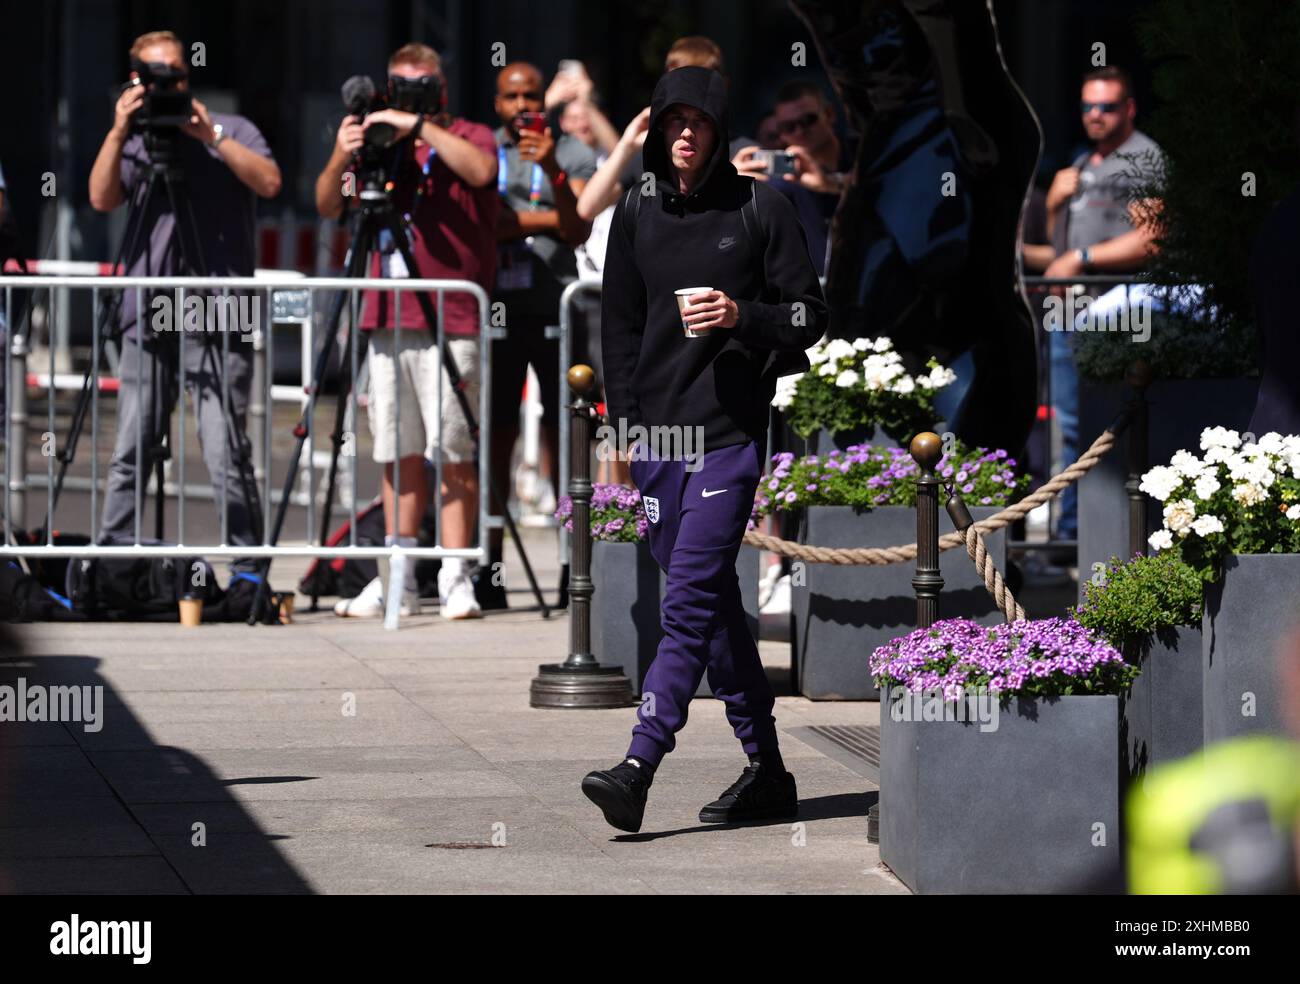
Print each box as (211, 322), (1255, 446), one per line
(600, 67), (828, 454)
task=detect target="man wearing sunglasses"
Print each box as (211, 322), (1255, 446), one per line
(1042, 64), (1164, 548)
(734, 81), (852, 274)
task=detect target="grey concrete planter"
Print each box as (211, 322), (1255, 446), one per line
(1203, 553), (1300, 742)
(591, 539), (759, 697)
(1120, 625), (1203, 776)
(791, 505), (1005, 700)
(879, 693), (1123, 893)
(809, 425), (901, 456)
(1077, 377), (1258, 602)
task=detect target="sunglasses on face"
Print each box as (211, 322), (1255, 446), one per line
(1080, 101), (1123, 115)
(777, 110), (821, 135)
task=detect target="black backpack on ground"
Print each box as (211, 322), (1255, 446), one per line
(64, 545), (282, 623)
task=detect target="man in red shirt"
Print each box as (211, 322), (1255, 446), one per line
(316, 42), (498, 620)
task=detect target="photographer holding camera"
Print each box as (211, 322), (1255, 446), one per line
(315, 43), (498, 620)
(88, 30), (280, 584)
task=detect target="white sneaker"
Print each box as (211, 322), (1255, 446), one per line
(758, 563), (784, 610)
(334, 576), (385, 617)
(334, 575), (421, 617)
(760, 573), (792, 616)
(439, 571), (482, 620)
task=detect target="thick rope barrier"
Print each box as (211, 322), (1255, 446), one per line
(957, 524), (1026, 622)
(741, 425), (1119, 565)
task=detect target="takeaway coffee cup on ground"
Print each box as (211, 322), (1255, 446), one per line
(675, 288), (714, 337)
(178, 595), (203, 627)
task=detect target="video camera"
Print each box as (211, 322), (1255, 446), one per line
(127, 59), (193, 166)
(340, 72), (444, 197)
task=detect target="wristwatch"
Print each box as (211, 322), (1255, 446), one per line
(1076, 246), (1093, 272)
(210, 123), (227, 148)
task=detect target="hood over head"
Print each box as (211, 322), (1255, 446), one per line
(644, 66), (733, 199)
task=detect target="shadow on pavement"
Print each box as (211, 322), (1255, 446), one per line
(0, 627), (314, 894)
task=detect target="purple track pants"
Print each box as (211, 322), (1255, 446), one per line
(625, 440), (779, 768)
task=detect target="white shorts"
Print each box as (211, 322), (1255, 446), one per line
(366, 331), (479, 464)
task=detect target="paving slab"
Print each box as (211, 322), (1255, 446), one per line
(0, 527), (904, 894)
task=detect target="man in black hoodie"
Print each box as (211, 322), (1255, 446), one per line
(581, 67), (827, 833)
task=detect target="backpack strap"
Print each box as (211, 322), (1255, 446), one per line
(620, 182), (643, 244)
(740, 178), (768, 289)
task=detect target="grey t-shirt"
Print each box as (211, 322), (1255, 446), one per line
(1066, 128), (1163, 252)
(493, 126), (597, 308)
(117, 112), (273, 336)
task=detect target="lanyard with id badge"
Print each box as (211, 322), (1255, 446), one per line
(496, 144), (543, 291)
(380, 145), (439, 279)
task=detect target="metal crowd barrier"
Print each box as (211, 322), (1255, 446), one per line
(0, 275), (492, 577)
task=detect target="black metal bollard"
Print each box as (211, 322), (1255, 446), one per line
(1125, 359), (1152, 560)
(910, 431), (944, 629)
(529, 365), (635, 709)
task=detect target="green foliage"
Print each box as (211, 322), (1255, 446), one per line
(1131, 0), (1300, 341)
(1073, 309), (1258, 383)
(1074, 552), (1203, 650)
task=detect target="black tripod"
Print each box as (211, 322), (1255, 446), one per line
(249, 165), (550, 623)
(41, 137), (263, 557)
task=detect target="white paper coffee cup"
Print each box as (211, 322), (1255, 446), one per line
(675, 287), (714, 337)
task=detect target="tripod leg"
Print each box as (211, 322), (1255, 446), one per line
(39, 170), (158, 541)
(388, 220), (551, 618)
(248, 221), (375, 624)
(311, 324), (365, 612)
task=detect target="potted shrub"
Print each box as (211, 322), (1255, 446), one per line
(1073, 308), (1259, 601)
(873, 616), (1137, 894)
(772, 335), (957, 454)
(1075, 552), (1204, 772)
(557, 485), (758, 696)
(753, 442), (1029, 699)
(1141, 427), (1300, 741)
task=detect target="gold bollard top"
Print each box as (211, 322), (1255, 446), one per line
(567, 364), (596, 396)
(910, 431), (943, 472)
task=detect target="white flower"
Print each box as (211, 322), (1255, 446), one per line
(1204, 445), (1235, 465)
(806, 345), (829, 366)
(852, 337), (872, 351)
(892, 375), (916, 395)
(771, 375), (801, 409)
(1191, 514), (1224, 537)
(1286, 504), (1300, 521)
(927, 365), (957, 389)
(1140, 465), (1182, 502)
(873, 336), (893, 353)
(1148, 530), (1174, 551)
(1258, 432), (1285, 455)
(1192, 473), (1220, 500)
(1170, 449), (1206, 479)
(818, 361), (838, 377)
(1163, 498), (1197, 535)
(1200, 427), (1240, 452)
(825, 338), (855, 363)
(1231, 482), (1267, 507)
(835, 369), (860, 389)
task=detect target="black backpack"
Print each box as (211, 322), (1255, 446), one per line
(65, 551), (220, 622)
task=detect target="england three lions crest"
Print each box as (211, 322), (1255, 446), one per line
(644, 496), (660, 524)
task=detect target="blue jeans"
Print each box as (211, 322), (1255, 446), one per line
(1048, 328), (1078, 539)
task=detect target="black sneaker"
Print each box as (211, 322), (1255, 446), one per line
(699, 765), (798, 824)
(582, 759), (651, 833)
